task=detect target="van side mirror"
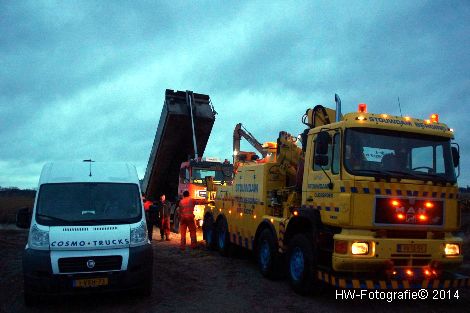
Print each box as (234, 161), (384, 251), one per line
(16, 207), (32, 229)
(451, 146), (459, 167)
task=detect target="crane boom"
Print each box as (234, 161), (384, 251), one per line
(233, 123), (266, 163)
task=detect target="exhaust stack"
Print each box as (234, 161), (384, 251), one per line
(335, 94), (342, 122)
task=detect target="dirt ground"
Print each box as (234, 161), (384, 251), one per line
(1, 227), (469, 313)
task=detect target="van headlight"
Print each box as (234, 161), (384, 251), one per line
(29, 224), (50, 250)
(130, 222), (148, 246)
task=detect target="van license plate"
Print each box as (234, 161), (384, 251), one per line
(396, 244), (426, 253)
(73, 278), (108, 288)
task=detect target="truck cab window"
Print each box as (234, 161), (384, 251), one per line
(331, 133), (340, 174)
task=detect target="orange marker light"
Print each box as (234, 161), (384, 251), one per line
(397, 213), (405, 220)
(430, 114), (439, 123)
(406, 269), (413, 276)
(425, 119), (431, 124)
(381, 114), (388, 118)
(404, 116), (411, 121)
(228, 210), (231, 214)
(358, 103), (367, 113)
(293, 210), (299, 216)
(424, 269), (431, 276)
(419, 214), (427, 221)
(357, 115), (365, 121)
(425, 201), (434, 209)
(253, 215), (257, 219)
(270, 218), (274, 223)
(391, 200), (400, 207)
(239, 212), (243, 217)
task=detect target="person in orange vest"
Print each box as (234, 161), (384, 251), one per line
(178, 190), (209, 251)
(143, 195), (157, 241)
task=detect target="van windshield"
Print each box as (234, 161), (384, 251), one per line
(36, 183), (142, 226)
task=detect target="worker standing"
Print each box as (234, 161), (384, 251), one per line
(178, 190), (208, 251)
(158, 194), (171, 241)
(143, 196), (157, 241)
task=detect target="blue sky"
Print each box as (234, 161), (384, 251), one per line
(1, 0), (469, 188)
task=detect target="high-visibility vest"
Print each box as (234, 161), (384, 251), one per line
(179, 197), (195, 217)
(144, 200), (152, 212)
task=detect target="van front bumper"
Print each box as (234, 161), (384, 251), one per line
(23, 244), (153, 295)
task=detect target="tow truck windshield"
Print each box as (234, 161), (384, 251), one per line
(36, 183), (142, 226)
(344, 128), (456, 183)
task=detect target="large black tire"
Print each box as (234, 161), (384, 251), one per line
(203, 215), (216, 250)
(216, 219), (231, 257)
(287, 233), (319, 295)
(257, 228), (281, 279)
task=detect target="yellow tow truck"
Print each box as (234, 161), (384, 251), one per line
(202, 95), (468, 294)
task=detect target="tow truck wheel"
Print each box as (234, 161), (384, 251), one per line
(217, 219), (230, 257)
(257, 229), (280, 279)
(287, 234), (318, 295)
(203, 215), (216, 250)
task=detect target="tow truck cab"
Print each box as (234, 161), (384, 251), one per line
(19, 161), (153, 304)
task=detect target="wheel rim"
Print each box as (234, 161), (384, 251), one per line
(290, 247), (304, 282)
(259, 240), (271, 271)
(218, 227), (225, 249)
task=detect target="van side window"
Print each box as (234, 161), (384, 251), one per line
(331, 133), (340, 174)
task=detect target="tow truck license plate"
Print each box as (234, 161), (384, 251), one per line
(73, 278), (108, 288)
(397, 244), (427, 253)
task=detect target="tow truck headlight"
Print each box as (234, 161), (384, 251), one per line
(130, 222), (148, 246)
(444, 243), (460, 256)
(351, 242), (369, 255)
(29, 224), (50, 250)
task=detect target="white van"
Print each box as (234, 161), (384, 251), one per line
(17, 161), (153, 305)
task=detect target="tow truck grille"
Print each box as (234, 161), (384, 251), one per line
(58, 255), (122, 273)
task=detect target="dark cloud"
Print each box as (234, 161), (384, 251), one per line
(0, 1), (469, 188)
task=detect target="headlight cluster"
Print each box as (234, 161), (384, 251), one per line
(130, 221), (148, 246)
(29, 224), (50, 250)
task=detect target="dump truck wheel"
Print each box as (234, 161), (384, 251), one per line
(203, 215), (216, 250)
(287, 233), (318, 295)
(257, 229), (280, 279)
(217, 219), (231, 257)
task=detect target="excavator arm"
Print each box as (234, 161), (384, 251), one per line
(233, 123), (266, 163)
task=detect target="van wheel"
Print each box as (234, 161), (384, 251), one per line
(287, 233), (319, 295)
(217, 220), (230, 257)
(257, 229), (280, 279)
(203, 215), (216, 250)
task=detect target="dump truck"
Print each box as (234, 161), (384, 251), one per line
(142, 89), (232, 229)
(203, 95), (468, 294)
